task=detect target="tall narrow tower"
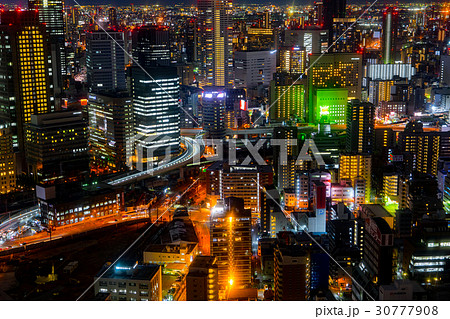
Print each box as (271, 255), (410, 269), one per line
(382, 7), (399, 64)
(197, 0), (233, 87)
(210, 197), (252, 297)
(346, 99), (375, 155)
(131, 26), (180, 170)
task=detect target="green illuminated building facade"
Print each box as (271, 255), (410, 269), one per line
(313, 88), (348, 124)
(307, 53), (362, 124)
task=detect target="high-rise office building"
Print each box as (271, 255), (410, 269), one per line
(367, 63), (416, 81)
(28, 0), (66, 94)
(279, 46), (307, 75)
(399, 121), (450, 177)
(323, 0), (346, 44)
(273, 126), (301, 190)
(284, 28), (329, 56)
(132, 25), (171, 68)
(202, 87), (226, 140)
(234, 50), (276, 89)
(269, 73), (306, 122)
(108, 7), (118, 27)
(131, 25), (180, 170)
(88, 92), (134, 173)
(312, 88), (348, 124)
(186, 256), (219, 301)
(0, 120), (16, 194)
(210, 197), (252, 295)
(197, 0), (233, 87)
(368, 80), (395, 108)
(260, 185), (281, 235)
(352, 217), (393, 301)
(331, 18), (357, 53)
(28, 1), (64, 37)
(0, 10), (55, 172)
(132, 67), (180, 169)
(86, 30), (127, 93)
(339, 154), (372, 204)
(206, 161), (274, 220)
(440, 55), (450, 86)
(382, 7), (399, 64)
(314, 1), (324, 26)
(308, 53), (362, 123)
(94, 262), (162, 301)
(25, 111), (89, 183)
(346, 100), (375, 155)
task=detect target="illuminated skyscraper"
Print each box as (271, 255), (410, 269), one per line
(284, 28), (329, 56)
(368, 79), (395, 108)
(339, 154), (372, 204)
(202, 87), (226, 140)
(25, 111), (89, 183)
(86, 30), (127, 93)
(206, 161), (274, 220)
(399, 122), (450, 177)
(131, 26), (180, 171)
(279, 46), (306, 75)
(308, 53), (362, 123)
(0, 120), (16, 194)
(186, 256), (219, 301)
(269, 73), (306, 122)
(382, 7), (399, 64)
(28, 0), (66, 94)
(314, 1), (324, 26)
(132, 25), (171, 68)
(234, 50), (276, 89)
(352, 217), (393, 301)
(197, 0), (233, 87)
(88, 92), (134, 173)
(132, 67), (180, 170)
(210, 197), (252, 296)
(0, 10), (55, 171)
(312, 88), (348, 124)
(28, 0), (64, 37)
(323, 0), (346, 44)
(331, 18), (357, 53)
(346, 100), (375, 155)
(108, 7), (118, 27)
(440, 55), (450, 85)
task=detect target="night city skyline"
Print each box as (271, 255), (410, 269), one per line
(0, 0), (450, 316)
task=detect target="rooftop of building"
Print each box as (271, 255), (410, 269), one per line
(96, 261), (160, 281)
(207, 161), (273, 173)
(371, 217), (393, 235)
(360, 204), (392, 219)
(380, 280), (426, 293)
(173, 207), (189, 218)
(155, 219), (198, 245)
(188, 256), (217, 270)
(144, 243), (197, 254)
(29, 111), (85, 127)
(37, 181), (119, 203)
